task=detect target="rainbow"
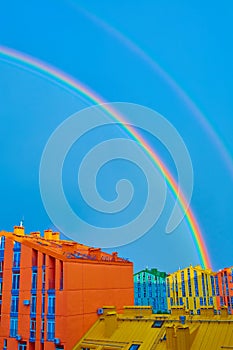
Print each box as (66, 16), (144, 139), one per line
(75, 5), (233, 178)
(0, 45), (211, 269)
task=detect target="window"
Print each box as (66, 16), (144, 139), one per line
(48, 294), (55, 315)
(129, 345), (141, 350)
(3, 339), (7, 349)
(188, 268), (192, 297)
(32, 249), (38, 267)
(152, 320), (164, 328)
(18, 343), (27, 350)
(42, 253), (46, 266)
(11, 295), (19, 313)
(215, 276), (220, 296)
(32, 272), (37, 290)
(181, 271), (186, 297)
(166, 278), (170, 297)
(0, 236), (5, 250)
(194, 270), (199, 296)
(60, 261), (63, 290)
(13, 251), (21, 268)
(12, 273), (20, 290)
(41, 319), (45, 340)
(0, 261), (4, 278)
(211, 276), (215, 296)
(42, 294), (45, 315)
(47, 320), (55, 341)
(42, 268), (46, 290)
(13, 241), (21, 251)
(30, 319), (36, 340)
(31, 295), (37, 315)
(10, 317), (18, 337)
(202, 273), (206, 297)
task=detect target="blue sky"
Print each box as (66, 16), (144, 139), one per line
(0, 0), (232, 272)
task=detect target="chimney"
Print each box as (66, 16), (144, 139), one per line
(200, 307), (215, 317)
(176, 325), (191, 350)
(14, 225), (25, 236)
(44, 229), (53, 240)
(171, 306), (186, 316)
(166, 325), (177, 350)
(52, 232), (60, 241)
(88, 248), (101, 260)
(220, 306), (228, 318)
(104, 312), (118, 338)
(31, 231), (40, 238)
(112, 252), (118, 261)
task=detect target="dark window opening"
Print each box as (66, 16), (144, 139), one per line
(152, 320), (164, 328)
(129, 345), (141, 350)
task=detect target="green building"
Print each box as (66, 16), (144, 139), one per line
(134, 268), (168, 313)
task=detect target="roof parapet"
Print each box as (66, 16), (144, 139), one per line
(123, 306), (152, 316)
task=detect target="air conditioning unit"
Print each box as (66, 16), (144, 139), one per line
(16, 335), (22, 341)
(97, 308), (104, 315)
(23, 300), (30, 306)
(54, 338), (60, 344)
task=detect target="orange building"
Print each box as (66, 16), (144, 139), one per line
(0, 225), (133, 350)
(215, 267), (233, 314)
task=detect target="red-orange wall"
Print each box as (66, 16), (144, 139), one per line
(57, 261), (134, 348)
(0, 233), (134, 349)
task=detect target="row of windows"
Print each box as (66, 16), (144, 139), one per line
(10, 317), (55, 340)
(170, 296), (214, 308)
(9, 293), (55, 316)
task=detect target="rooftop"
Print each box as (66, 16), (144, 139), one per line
(0, 225), (132, 265)
(73, 306), (233, 350)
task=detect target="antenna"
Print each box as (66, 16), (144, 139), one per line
(20, 216), (24, 227)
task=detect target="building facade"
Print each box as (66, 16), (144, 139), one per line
(215, 266), (233, 314)
(134, 268), (167, 313)
(0, 226), (133, 350)
(166, 265), (217, 315)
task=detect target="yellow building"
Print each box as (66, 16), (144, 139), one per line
(72, 305), (233, 350)
(166, 265), (217, 314)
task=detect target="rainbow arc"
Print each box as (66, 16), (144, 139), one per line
(0, 45), (211, 269)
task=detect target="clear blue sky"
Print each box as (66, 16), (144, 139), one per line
(0, 0), (232, 272)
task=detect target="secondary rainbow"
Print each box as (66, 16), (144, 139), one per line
(76, 6), (233, 178)
(0, 45), (212, 269)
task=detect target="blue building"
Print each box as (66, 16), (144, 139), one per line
(134, 268), (168, 313)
